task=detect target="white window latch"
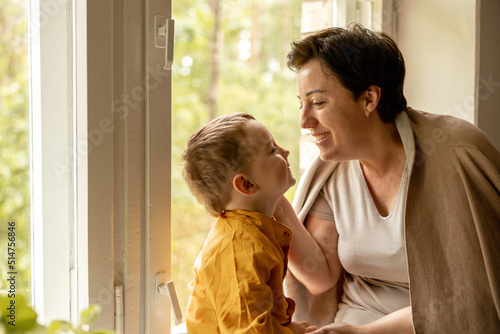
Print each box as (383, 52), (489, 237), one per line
(154, 15), (175, 71)
(155, 272), (183, 325)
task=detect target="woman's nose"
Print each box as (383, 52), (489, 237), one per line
(299, 105), (316, 129)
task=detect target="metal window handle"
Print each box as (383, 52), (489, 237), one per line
(154, 15), (175, 70)
(155, 272), (183, 325)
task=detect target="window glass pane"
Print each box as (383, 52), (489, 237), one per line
(172, 0), (301, 327)
(0, 0), (30, 297)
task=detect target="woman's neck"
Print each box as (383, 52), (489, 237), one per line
(358, 120), (406, 178)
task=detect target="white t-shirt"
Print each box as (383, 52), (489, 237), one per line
(309, 112), (415, 325)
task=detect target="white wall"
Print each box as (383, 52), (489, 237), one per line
(395, 0), (476, 124)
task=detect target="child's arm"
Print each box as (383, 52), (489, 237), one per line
(274, 196), (342, 295)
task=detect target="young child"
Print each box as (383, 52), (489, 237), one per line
(183, 113), (315, 333)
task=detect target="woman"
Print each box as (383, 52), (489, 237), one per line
(276, 25), (500, 333)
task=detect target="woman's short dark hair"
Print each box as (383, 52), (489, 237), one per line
(287, 24), (407, 123)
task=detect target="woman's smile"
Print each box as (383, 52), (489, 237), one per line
(311, 131), (331, 144)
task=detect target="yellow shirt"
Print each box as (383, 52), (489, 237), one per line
(186, 210), (294, 334)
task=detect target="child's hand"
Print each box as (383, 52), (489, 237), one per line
(285, 321), (318, 333)
(285, 297), (296, 318)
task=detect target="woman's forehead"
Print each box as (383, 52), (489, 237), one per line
(297, 60), (342, 94)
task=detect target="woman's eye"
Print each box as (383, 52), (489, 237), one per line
(271, 146), (278, 153)
(312, 101), (325, 107)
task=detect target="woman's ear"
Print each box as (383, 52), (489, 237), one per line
(233, 173), (257, 196)
(363, 85), (381, 117)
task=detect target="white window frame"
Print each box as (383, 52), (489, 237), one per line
(30, 0), (173, 332)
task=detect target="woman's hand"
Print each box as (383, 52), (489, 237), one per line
(309, 323), (358, 334)
(311, 306), (414, 334)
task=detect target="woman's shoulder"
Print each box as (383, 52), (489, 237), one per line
(406, 108), (498, 154)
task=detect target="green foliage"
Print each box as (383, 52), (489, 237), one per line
(0, 293), (115, 334)
(0, 0), (31, 297)
(45, 305), (115, 334)
(172, 0), (303, 322)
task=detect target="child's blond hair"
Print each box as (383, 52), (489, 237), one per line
(182, 113), (256, 217)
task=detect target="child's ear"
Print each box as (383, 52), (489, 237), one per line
(233, 173), (257, 196)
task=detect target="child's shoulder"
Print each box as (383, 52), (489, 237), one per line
(215, 214), (267, 243)
(199, 215), (268, 259)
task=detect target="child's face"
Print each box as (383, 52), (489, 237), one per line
(244, 120), (296, 202)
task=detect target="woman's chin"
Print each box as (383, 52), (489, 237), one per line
(319, 149), (345, 162)
(319, 150), (335, 161)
